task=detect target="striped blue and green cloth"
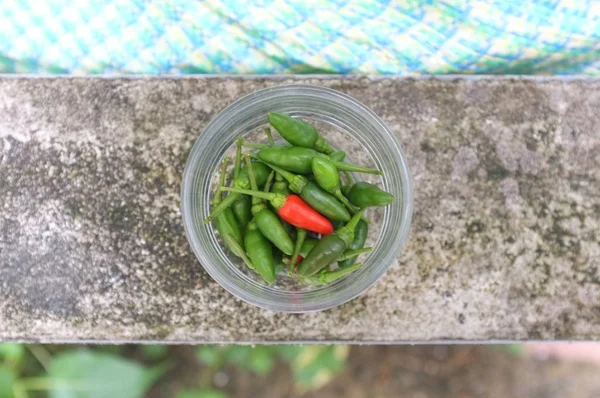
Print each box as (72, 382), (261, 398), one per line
(1, 0), (599, 74)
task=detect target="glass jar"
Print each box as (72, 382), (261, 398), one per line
(182, 84), (412, 312)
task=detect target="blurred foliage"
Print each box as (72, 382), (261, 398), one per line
(492, 344), (524, 357)
(0, 367), (15, 398)
(140, 345), (169, 361)
(290, 345), (349, 392)
(48, 350), (170, 398)
(0, 343), (348, 398)
(176, 391), (228, 398)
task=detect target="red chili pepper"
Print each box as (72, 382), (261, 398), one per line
(278, 196), (333, 234)
(221, 187), (334, 235)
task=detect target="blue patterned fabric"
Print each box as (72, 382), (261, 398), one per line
(1, 0), (599, 74)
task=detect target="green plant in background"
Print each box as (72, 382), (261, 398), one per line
(289, 346), (349, 392)
(183, 345), (348, 396)
(0, 344), (24, 398)
(176, 391), (227, 398)
(492, 344), (524, 357)
(0, 343), (348, 398)
(0, 344), (170, 398)
(47, 350), (169, 398)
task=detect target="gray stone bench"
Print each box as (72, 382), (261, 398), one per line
(1, 76), (599, 343)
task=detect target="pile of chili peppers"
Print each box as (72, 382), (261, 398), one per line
(205, 112), (394, 285)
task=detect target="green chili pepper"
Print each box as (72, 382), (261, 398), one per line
(245, 157), (295, 255)
(264, 126), (276, 145)
(272, 248), (285, 275)
(259, 160), (351, 222)
(267, 135), (292, 224)
(268, 112), (334, 154)
(258, 146), (315, 174)
(257, 147), (382, 175)
(300, 263), (364, 286)
(260, 126), (308, 227)
(296, 234), (346, 276)
(239, 160), (271, 187)
(231, 194), (252, 231)
(204, 158), (270, 224)
(298, 209), (366, 276)
(290, 228), (307, 269)
(311, 157), (340, 192)
(298, 241), (372, 263)
(312, 157), (360, 213)
(331, 221), (345, 230)
(223, 234), (254, 271)
(244, 221), (275, 283)
(230, 137), (252, 229)
(299, 238), (319, 257)
(329, 150), (345, 162)
(338, 219), (368, 268)
(213, 157), (244, 251)
(348, 181), (394, 208)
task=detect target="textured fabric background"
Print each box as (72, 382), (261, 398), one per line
(1, 0), (599, 74)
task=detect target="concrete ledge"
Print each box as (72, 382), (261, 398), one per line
(1, 76), (599, 342)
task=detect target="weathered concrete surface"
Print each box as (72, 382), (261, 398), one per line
(1, 76), (599, 342)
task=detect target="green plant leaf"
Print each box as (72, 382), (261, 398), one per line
(0, 368), (15, 398)
(196, 347), (222, 367)
(0, 344), (24, 362)
(48, 350), (169, 398)
(223, 346), (253, 367)
(291, 346), (349, 392)
(248, 347), (274, 376)
(275, 345), (303, 362)
(141, 345), (168, 360)
(505, 344), (524, 356)
(95, 346), (124, 355)
(176, 390), (228, 398)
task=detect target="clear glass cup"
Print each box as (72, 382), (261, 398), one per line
(181, 84), (412, 312)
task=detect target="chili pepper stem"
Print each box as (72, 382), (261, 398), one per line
(315, 135), (334, 154)
(205, 192), (240, 224)
(244, 155), (262, 206)
(255, 159), (307, 193)
(242, 142), (270, 149)
(343, 171), (355, 184)
(213, 157), (231, 206)
(336, 208), (367, 246)
(265, 127), (275, 145)
(319, 263), (363, 284)
(223, 234), (254, 270)
(334, 189), (360, 213)
(264, 171), (275, 193)
(327, 157), (383, 175)
(265, 127), (288, 183)
(337, 247), (373, 261)
(300, 263), (364, 285)
(234, 137), (244, 179)
(344, 208), (366, 231)
(222, 186), (278, 202)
